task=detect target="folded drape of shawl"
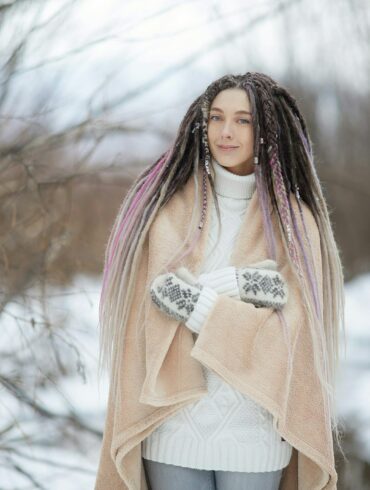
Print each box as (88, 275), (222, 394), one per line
(95, 167), (337, 490)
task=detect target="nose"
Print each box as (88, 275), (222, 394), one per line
(219, 120), (234, 139)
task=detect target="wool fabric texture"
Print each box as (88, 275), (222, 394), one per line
(95, 162), (337, 489)
(141, 159), (293, 472)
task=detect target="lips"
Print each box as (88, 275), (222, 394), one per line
(217, 145), (239, 152)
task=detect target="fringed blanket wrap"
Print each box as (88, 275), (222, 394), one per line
(95, 167), (337, 490)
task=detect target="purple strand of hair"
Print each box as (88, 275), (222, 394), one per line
(100, 150), (170, 304)
(288, 197), (322, 321)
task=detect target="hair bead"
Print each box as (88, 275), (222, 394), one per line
(192, 122), (201, 134)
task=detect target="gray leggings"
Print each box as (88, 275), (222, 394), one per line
(142, 458), (283, 490)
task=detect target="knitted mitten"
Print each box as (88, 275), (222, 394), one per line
(176, 259), (288, 310)
(150, 272), (217, 325)
(236, 260), (288, 310)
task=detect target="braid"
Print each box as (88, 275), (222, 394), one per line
(257, 78), (302, 272)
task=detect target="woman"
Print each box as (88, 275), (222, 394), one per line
(95, 72), (345, 490)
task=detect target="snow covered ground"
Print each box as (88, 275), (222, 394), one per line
(336, 274), (370, 458)
(0, 272), (369, 489)
(0, 275), (108, 490)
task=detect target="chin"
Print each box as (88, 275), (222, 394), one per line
(217, 160), (242, 168)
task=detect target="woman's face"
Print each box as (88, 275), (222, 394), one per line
(207, 88), (254, 176)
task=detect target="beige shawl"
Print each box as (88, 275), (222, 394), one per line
(95, 166), (337, 489)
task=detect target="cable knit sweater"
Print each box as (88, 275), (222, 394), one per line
(141, 158), (293, 472)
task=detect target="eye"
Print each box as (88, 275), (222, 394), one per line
(209, 115), (251, 124)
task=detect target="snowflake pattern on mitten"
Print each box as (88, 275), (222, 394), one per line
(236, 267), (288, 310)
(150, 273), (202, 322)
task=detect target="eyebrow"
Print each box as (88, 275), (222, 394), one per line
(210, 107), (252, 116)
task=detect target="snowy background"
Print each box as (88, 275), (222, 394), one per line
(1, 273), (369, 488)
(0, 0), (369, 488)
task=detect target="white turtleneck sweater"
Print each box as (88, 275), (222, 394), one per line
(142, 159), (292, 472)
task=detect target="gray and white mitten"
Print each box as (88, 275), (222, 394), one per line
(177, 259), (288, 310)
(236, 260), (288, 310)
(150, 272), (218, 333)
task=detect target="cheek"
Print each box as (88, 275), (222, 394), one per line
(207, 125), (218, 144)
(239, 127), (254, 145)
(207, 128), (213, 146)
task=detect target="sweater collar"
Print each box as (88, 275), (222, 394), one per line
(211, 158), (256, 200)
